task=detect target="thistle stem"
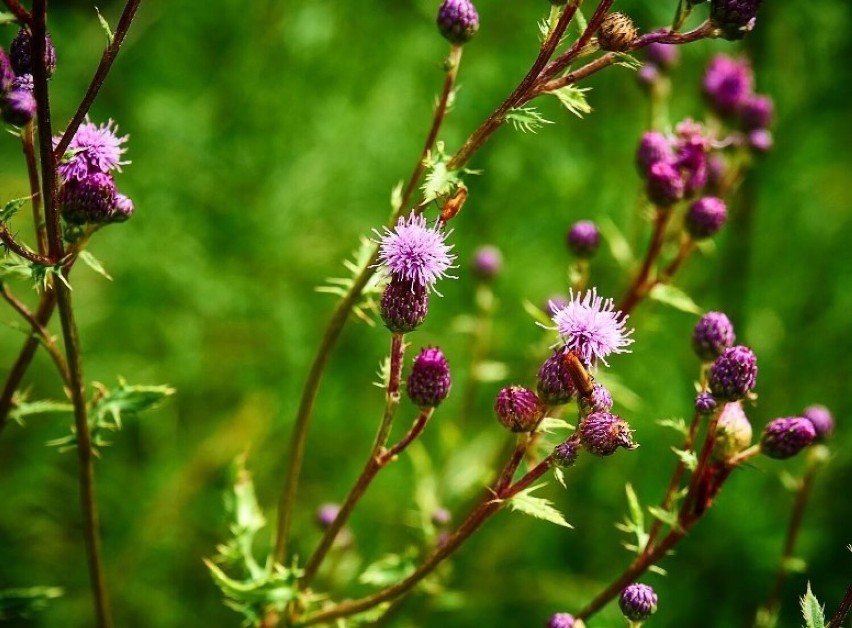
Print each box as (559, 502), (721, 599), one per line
(1, 0), (30, 23)
(0, 225), (54, 265)
(618, 207), (670, 316)
(22, 122), (47, 255)
(828, 584), (852, 628)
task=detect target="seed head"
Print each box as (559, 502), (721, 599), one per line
(566, 220), (601, 258)
(761, 417), (816, 459)
(407, 347), (452, 408)
(598, 12), (638, 52)
(437, 0), (480, 45)
(802, 404), (834, 441)
(579, 411), (636, 456)
(380, 276), (429, 333)
(619, 583), (658, 621)
(495, 386), (544, 432)
(708, 345), (757, 401)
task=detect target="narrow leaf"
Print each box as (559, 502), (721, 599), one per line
(78, 250), (113, 281)
(506, 484), (572, 528)
(0, 12), (19, 27)
(647, 506), (682, 532)
(657, 417), (688, 436)
(648, 283), (703, 315)
(94, 7), (114, 43)
(800, 582), (825, 628)
(0, 197), (27, 223)
(671, 446), (698, 471)
(598, 217), (634, 268)
(0, 586), (64, 621)
(538, 417), (575, 434)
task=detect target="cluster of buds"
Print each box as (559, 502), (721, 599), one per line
(710, 0), (764, 40)
(704, 55), (774, 152)
(0, 28), (56, 127)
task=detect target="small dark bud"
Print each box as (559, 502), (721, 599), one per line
(437, 0), (480, 45)
(646, 43), (679, 70)
(407, 347), (452, 408)
(695, 392), (717, 415)
(598, 12), (638, 52)
(566, 220), (601, 258)
(692, 311), (736, 361)
(579, 411), (636, 456)
(495, 386), (544, 432)
(1, 87), (36, 126)
(636, 132), (673, 176)
(315, 503), (340, 528)
(0, 48), (14, 92)
(619, 583), (658, 621)
(710, 0), (763, 40)
(740, 94), (774, 130)
(553, 439), (580, 468)
(547, 612), (576, 628)
(578, 383), (613, 417)
(10, 28), (57, 78)
(686, 196), (728, 240)
(431, 507), (452, 527)
(708, 345), (757, 401)
(761, 417), (816, 459)
(801, 404), (834, 441)
(381, 276), (429, 333)
(646, 160), (685, 206)
(111, 192), (135, 222)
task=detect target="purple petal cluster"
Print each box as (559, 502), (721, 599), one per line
(54, 118), (129, 182)
(704, 55), (753, 116)
(553, 440), (580, 469)
(377, 214), (456, 291)
(619, 583), (658, 621)
(437, 0), (479, 45)
(471, 245), (502, 281)
(761, 417), (816, 459)
(692, 311), (736, 362)
(407, 347), (452, 408)
(550, 288), (634, 367)
(578, 382), (614, 417)
(546, 612), (576, 628)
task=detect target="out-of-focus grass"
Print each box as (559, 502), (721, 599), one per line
(0, 1), (849, 626)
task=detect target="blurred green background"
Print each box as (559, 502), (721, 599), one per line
(0, 0), (850, 626)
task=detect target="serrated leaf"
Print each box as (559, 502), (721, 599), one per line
(613, 52), (641, 70)
(0, 586), (64, 621)
(92, 379), (175, 430)
(0, 197), (27, 223)
(94, 7), (114, 43)
(538, 417), (575, 434)
(550, 85), (593, 118)
(553, 466), (567, 489)
(373, 356), (391, 389)
(647, 505), (682, 531)
(648, 283), (703, 315)
(0, 11), (19, 27)
(8, 399), (73, 426)
(422, 160), (461, 204)
(657, 417), (688, 436)
(78, 250), (113, 281)
(506, 106), (554, 133)
(506, 484), (572, 528)
(800, 582), (825, 628)
(671, 446), (698, 470)
(597, 217), (634, 269)
(359, 553), (417, 587)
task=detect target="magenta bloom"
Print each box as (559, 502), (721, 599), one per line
(549, 288), (633, 366)
(54, 117), (129, 182)
(376, 214), (456, 291)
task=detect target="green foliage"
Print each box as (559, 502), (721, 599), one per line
(616, 483), (648, 553)
(0, 586), (64, 621)
(8, 398), (73, 426)
(648, 284), (704, 315)
(506, 484), (572, 529)
(78, 250), (113, 281)
(94, 7), (114, 43)
(550, 85), (593, 118)
(0, 197), (27, 223)
(316, 236), (384, 325)
(506, 107), (554, 134)
(799, 583), (826, 628)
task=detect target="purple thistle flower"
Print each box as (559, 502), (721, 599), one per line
(566, 220), (601, 258)
(714, 401), (753, 459)
(802, 405), (834, 441)
(708, 345), (757, 401)
(646, 159), (685, 206)
(407, 347), (452, 408)
(687, 197), (728, 241)
(578, 382), (614, 417)
(761, 417), (816, 459)
(111, 192), (135, 222)
(711, 0), (763, 40)
(579, 411), (636, 456)
(437, 0), (480, 45)
(646, 42), (679, 70)
(619, 583), (658, 621)
(495, 386), (544, 433)
(1, 87), (36, 126)
(695, 391), (717, 415)
(471, 245), (502, 280)
(536, 346), (577, 406)
(703, 55), (753, 116)
(546, 612), (576, 628)
(376, 214), (456, 291)
(54, 117), (129, 182)
(553, 439), (580, 469)
(550, 288), (634, 367)
(380, 276), (429, 333)
(740, 94), (774, 130)
(10, 27), (57, 78)
(59, 172), (117, 225)
(636, 131), (673, 176)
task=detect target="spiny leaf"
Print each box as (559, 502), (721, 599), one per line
(647, 506), (683, 533)
(800, 582), (826, 628)
(506, 106), (554, 134)
(92, 379), (175, 430)
(671, 446), (698, 471)
(421, 151), (462, 204)
(78, 250), (113, 281)
(94, 7), (114, 43)
(550, 85), (593, 118)
(0, 197), (27, 223)
(553, 466), (567, 489)
(8, 399), (73, 426)
(657, 417), (688, 436)
(506, 484), (572, 529)
(613, 52), (641, 70)
(648, 283), (703, 315)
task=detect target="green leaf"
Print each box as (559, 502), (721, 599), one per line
(316, 236), (384, 324)
(92, 379), (175, 430)
(598, 217), (634, 269)
(647, 506), (682, 532)
(613, 52), (641, 71)
(390, 181), (404, 211)
(625, 483), (644, 531)
(800, 582), (826, 628)
(553, 466), (567, 489)
(538, 417), (575, 434)
(671, 446), (698, 470)
(506, 484), (572, 529)
(359, 552), (417, 587)
(648, 284), (703, 315)
(0, 197), (27, 223)
(574, 7), (588, 33)
(95, 7), (114, 43)
(550, 85), (593, 118)
(78, 250), (113, 281)
(421, 148), (462, 204)
(506, 106), (554, 133)
(0, 586), (64, 621)
(657, 417), (688, 436)
(8, 399), (73, 426)
(522, 298), (556, 327)
(0, 11), (20, 27)
(616, 483), (649, 553)
(783, 556), (807, 574)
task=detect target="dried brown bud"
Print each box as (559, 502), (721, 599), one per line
(598, 12), (638, 52)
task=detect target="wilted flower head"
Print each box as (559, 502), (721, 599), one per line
(802, 404), (834, 441)
(54, 117), (129, 182)
(376, 214), (456, 291)
(619, 583), (658, 621)
(549, 288), (634, 367)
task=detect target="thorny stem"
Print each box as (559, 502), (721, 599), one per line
(53, 0), (143, 161)
(618, 208), (671, 316)
(828, 584), (852, 628)
(297, 453), (555, 626)
(0, 225), (54, 265)
(273, 45), (464, 563)
(380, 407), (434, 464)
(0, 283), (69, 386)
(299, 334), (407, 587)
(32, 2), (113, 625)
(22, 123), (47, 255)
(539, 0), (614, 84)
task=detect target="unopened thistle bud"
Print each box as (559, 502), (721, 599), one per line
(579, 411), (636, 456)
(10, 27), (57, 78)
(437, 0), (480, 45)
(708, 345), (757, 401)
(547, 612), (576, 628)
(598, 12), (637, 52)
(553, 438), (580, 468)
(471, 245), (502, 281)
(695, 391), (717, 415)
(380, 276), (429, 333)
(760, 417), (816, 459)
(802, 404), (834, 441)
(646, 43), (679, 70)
(566, 220), (601, 258)
(619, 583), (658, 621)
(578, 382), (613, 417)
(646, 160), (685, 206)
(495, 386), (544, 432)
(710, 0), (763, 40)
(686, 196), (728, 240)
(537, 346), (577, 406)
(740, 94), (774, 130)
(692, 311), (735, 362)
(748, 129), (773, 153)
(407, 347), (451, 408)
(636, 132), (673, 176)
(714, 401), (752, 460)
(59, 172), (117, 225)
(1, 87), (36, 126)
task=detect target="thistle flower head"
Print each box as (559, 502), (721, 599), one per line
(380, 276), (429, 333)
(549, 288), (634, 367)
(579, 411), (636, 456)
(802, 404), (834, 441)
(619, 583), (658, 621)
(495, 386), (544, 433)
(536, 346), (577, 406)
(703, 55), (753, 116)
(553, 439), (580, 469)
(546, 612), (576, 628)
(692, 311), (736, 361)
(761, 417), (816, 459)
(646, 159), (685, 206)
(578, 382), (614, 417)
(376, 214), (456, 291)
(59, 172), (117, 225)
(709, 345), (757, 401)
(437, 0), (480, 45)
(407, 347), (452, 408)
(636, 131), (673, 176)
(1, 87), (35, 126)
(566, 220), (601, 258)
(686, 196), (728, 240)
(54, 117), (129, 182)
(10, 27), (56, 78)
(711, 0), (763, 40)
